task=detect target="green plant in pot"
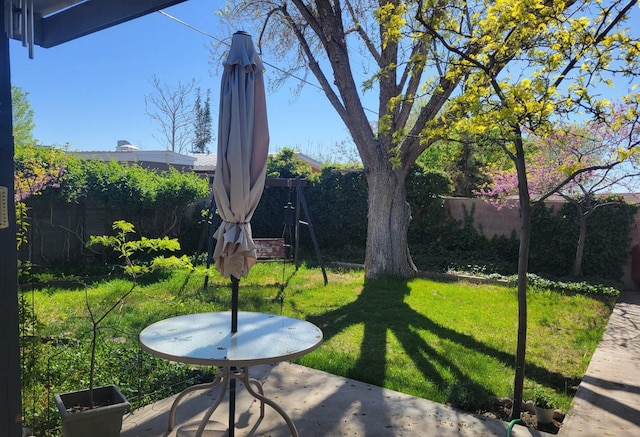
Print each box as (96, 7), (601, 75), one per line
(528, 385), (557, 424)
(54, 220), (191, 437)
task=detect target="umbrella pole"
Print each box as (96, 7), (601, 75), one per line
(229, 275), (239, 436)
(229, 373), (236, 437)
(231, 276), (239, 332)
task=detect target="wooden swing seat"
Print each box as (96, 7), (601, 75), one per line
(254, 238), (288, 261)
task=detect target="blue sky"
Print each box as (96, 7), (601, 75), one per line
(9, 1), (639, 159)
(9, 0), (353, 157)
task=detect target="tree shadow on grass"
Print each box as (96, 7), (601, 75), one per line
(307, 277), (579, 402)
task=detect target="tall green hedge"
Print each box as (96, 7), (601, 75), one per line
(34, 156), (210, 248)
(27, 150), (637, 281)
(45, 157), (209, 210)
(530, 197), (637, 280)
(307, 168), (369, 249)
(406, 166), (452, 241)
(253, 158), (634, 280)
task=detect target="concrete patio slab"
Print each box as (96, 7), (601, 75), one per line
(121, 362), (550, 437)
(559, 291), (640, 436)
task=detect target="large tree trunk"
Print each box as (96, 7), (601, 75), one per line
(364, 166), (416, 280)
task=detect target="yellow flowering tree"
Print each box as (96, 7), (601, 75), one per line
(416, 0), (639, 417)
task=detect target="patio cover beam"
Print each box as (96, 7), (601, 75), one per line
(35, 0), (187, 48)
(1, 5), (21, 437)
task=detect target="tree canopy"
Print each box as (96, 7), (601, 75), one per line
(482, 105), (640, 277)
(11, 86), (35, 148)
(192, 87), (213, 153)
(11, 86), (65, 206)
(267, 147), (315, 180)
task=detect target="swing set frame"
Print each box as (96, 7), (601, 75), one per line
(205, 177), (327, 286)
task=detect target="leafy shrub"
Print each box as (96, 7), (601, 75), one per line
(406, 166), (452, 241)
(25, 157), (209, 266)
(306, 168), (369, 249)
(526, 273), (620, 297)
(429, 196), (635, 283)
(266, 147), (315, 180)
(44, 156), (209, 211)
(527, 385), (558, 409)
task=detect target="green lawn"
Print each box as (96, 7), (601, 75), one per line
(21, 263), (614, 433)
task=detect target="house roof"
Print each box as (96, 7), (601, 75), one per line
(187, 152), (323, 174)
(187, 153), (217, 172)
(296, 152), (322, 172)
(75, 149), (196, 167)
(73, 149), (323, 174)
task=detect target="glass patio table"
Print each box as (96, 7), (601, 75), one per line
(139, 311), (323, 437)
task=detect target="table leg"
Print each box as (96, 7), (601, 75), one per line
(167, 372), (224, 431)
(247, 377), (265, 417)
(195, 367), (230, 437)
(239, 366), (299, 437)
(172, 366), (298, 437)
(229, 370), (236, 437)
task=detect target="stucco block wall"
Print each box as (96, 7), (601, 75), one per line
(444, 197), (520, 239)
(443, 197), (567, 239)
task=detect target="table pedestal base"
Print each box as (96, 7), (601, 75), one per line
(168, 366), (299, 437)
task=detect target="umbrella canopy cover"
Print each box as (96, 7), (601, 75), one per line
(212, 31), (269, 279)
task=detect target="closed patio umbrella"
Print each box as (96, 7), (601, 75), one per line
(211, 31), (268, 437)
(213, 30), (269, 329)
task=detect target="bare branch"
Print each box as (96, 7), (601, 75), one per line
(344, 0), (381, 65)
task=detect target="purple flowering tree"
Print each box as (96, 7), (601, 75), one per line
(481, 103), (640, 276)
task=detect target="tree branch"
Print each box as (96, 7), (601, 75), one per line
(344, 0), (381, 65)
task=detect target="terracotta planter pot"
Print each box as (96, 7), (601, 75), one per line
(54, 385), (130, 437)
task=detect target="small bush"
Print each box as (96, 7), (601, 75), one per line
(526, 273), (620, 298)
(528, 385), (558, 409)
